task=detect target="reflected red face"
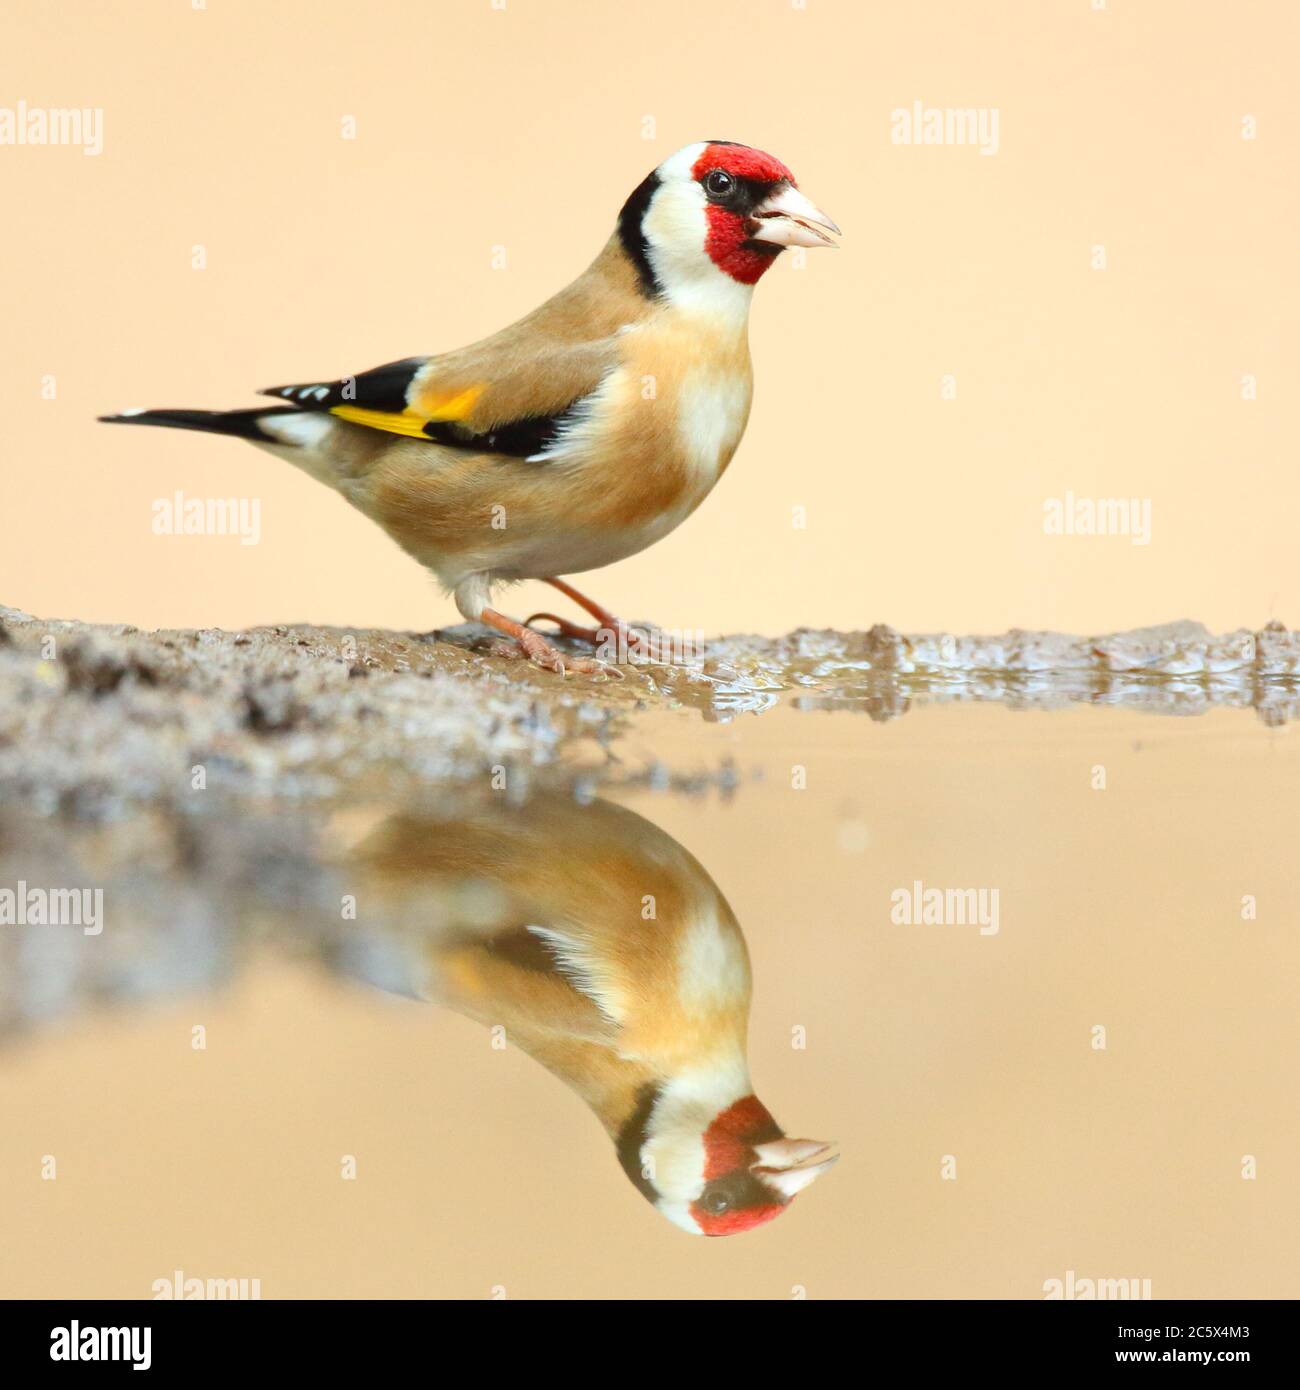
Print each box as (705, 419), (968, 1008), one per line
(691, 1095), (789, 1236)
(690, 142), (797, 285)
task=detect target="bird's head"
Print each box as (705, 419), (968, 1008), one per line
(621, 1086), (838, 1236)
(618, 140), (840, 306)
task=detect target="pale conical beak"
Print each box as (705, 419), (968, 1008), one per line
(751, 1138), (840, 1199)
(748, 185), (841, 249)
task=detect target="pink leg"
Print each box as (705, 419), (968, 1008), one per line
(530, 578), (675, 664)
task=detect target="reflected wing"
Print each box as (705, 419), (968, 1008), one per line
(432, 923), (621, 1046)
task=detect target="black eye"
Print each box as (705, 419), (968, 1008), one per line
(703, 169), (736, 201)
(701, 1186), (731, 1214)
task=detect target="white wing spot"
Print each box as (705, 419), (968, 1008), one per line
(525, 371), (620, 463)
(526, 925), (624, 1024)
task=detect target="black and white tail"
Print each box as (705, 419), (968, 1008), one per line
(97, 406), (302, 442)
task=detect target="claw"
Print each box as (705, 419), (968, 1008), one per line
(514, 625), (622, 679)
(479, 605), (622, 679)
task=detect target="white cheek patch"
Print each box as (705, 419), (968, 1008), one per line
(656, 1198), (706, 1235)
(642, 180), (709, 285)
(642, 143), (756, 322)
(642, 1130), (709, 1209)
(643, 189), (756, 320)
(641, 1067), (754, 1230)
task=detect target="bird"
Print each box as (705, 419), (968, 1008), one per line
(341, 792), (839, 1235)
(100, 140), (839, 675)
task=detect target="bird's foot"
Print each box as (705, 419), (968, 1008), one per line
(525, 610), (679, 666)
(480, 609), (622, 679)
(538, 577), (692, 665)
(516, 624), (622, 678)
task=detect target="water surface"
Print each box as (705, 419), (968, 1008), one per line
(1, 671), (1297, 1298)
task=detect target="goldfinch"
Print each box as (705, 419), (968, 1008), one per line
(100, 140), (838, 674)
(348, 793), (838, 1235)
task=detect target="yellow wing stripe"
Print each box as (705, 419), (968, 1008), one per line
(329, 385), (484, 439)
(329, 406), (430, 438)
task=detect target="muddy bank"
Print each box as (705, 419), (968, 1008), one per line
(3, 607), (1299, 821)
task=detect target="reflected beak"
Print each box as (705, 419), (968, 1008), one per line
(751, 1138), (840, 1200)
(748, 185), (841, 249)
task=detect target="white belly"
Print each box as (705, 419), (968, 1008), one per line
(676, 370), (751, 491)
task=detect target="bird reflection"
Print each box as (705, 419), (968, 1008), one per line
(343, 793), (837, 1236)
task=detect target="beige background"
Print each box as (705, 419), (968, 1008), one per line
(1, 0), (1297, 639)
